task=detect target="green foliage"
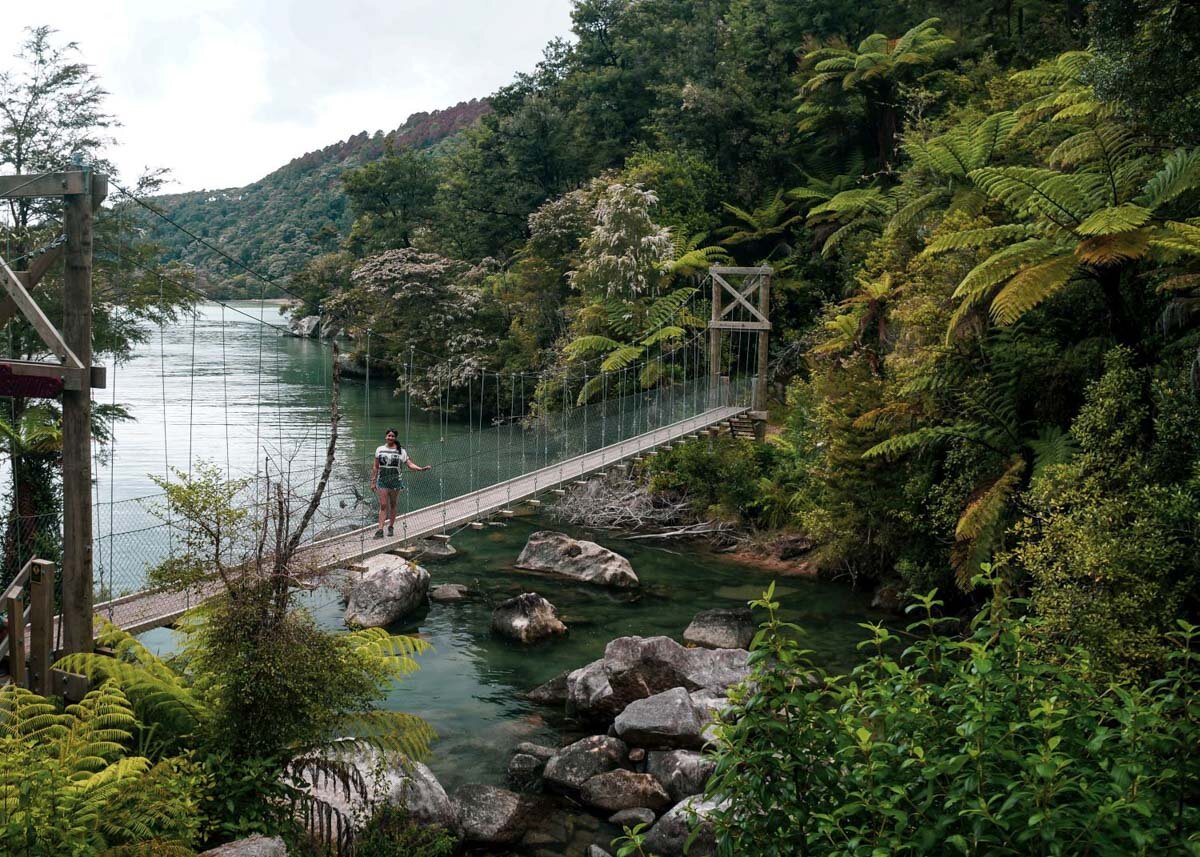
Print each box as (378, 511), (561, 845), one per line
(707, 583), (1200, 856)
(1012, 348), (1200, 675)
(0, 681), (210, 855)
(645, 436), (777, 522)
(352, 804), (456, 857)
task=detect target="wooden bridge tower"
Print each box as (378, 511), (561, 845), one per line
(0, 161), (107, 674)
(707, 266), (771, 439)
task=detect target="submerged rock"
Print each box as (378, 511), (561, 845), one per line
(491, 592), (568, 643)
(683, 608), (755, 650)
(646, 750), (716, 802)
(507, 753), (547, 792)
(200, 836), (287, 857)
(514, 741), (558, 761)
(543, 735), (628, 792)
(343, 555), (430, 628)
(580, 769), (671, 812)
(516, 531), (639, 588)
(614, 688), (704, 750)
(528, 671), (571, 705)
(609, 807), (656, 828)
(430, 583), (469, 602)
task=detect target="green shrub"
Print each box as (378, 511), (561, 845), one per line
(1012, 349), (1200, 676)
(351, 804), (456, 857)
(707, 580), (1200, 856)
(645, 436), (777, 521)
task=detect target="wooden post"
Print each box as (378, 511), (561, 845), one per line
(61, 161), (95, 657)
(709, 274), (721, 407)
(5, 595), (25, 687)
(28, 560), (53, 695)
(753, 272), (771, 439)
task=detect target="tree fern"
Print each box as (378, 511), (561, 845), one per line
(0, 682), (205, 854)
(953, 456), (1026, 587)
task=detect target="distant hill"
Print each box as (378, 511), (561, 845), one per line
(145, 99), (490, 298)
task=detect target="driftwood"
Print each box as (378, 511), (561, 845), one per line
(550, 472), (742, 545)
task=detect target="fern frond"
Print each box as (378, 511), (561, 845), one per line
(1075, 204), (1152, 236)
(990, 252), (1079, 324)
(602, 345), (645, 373)
(922, 224), (1033, 256)
(1136, 148), (1200, 210)
(1026, 425), (1077, 481)
(862, 425), (975, 459)
(953, 456), (1025, 588)
(565, 335), (624, 357)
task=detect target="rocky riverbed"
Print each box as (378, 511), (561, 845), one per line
(169, 517), (886, 856)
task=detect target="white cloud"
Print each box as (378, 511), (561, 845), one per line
(3, 0), (574, 190)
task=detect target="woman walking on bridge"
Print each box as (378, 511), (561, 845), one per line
(371, 428), (431, 538)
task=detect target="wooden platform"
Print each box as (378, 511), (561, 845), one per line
(77, 405), (748, 637)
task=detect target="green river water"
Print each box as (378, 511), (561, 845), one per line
(114, 303), (880, 843)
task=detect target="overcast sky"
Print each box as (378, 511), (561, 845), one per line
(5, 0), (575, 191)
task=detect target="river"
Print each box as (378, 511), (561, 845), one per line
(116, 303), (879, 852)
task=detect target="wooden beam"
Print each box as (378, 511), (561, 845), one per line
(5, 595), (25, 687)
(0, 360), (106, 391)
(710, 266), (773, 275)
(28, 560), (53, 696)
(61, 163), (95, 660)
(709, 320), (771, 331)
(713, 272), (769, 324)
(0, 253), (84, 368)
(0, 172), (86, 198)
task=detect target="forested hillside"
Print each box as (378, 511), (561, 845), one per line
(296, 0), (1200, 669)
(146, 99), (490, 297)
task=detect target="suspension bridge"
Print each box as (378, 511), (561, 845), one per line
(0, 167), (771, 695)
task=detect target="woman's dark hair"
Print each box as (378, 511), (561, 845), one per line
(385, 428), (398, 438)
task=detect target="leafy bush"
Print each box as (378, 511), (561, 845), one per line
(351, 804), (456, 857)
(645, 436), (777, 522)
(707, 581), (1200, 856)
(1012, 349), (1200, 675)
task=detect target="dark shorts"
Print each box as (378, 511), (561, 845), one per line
(377, 470), (405, 491)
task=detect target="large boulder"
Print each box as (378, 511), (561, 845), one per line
(200, 836), (287, 857)
(344, 555), (430, 628)
(614, 688), (704, 750)
(683, 608), (755, 650)
(319, 317), (343, 340)
(516, 531), (639, 588)
(646, 750), (717, 802)
(567, 636), (752, 722)
(566, 658), (618, 720)
(491, 592), (568, 643)
(542, 735), (628, 792)
(453, 784), (546, 845)
(580, 769), (672, 813)
(290, 315), (321, 338)
(643, 795), (727, 857)
(299, 749), (456, 837)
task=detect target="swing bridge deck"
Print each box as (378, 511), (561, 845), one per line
(2, 404), (746, 666)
